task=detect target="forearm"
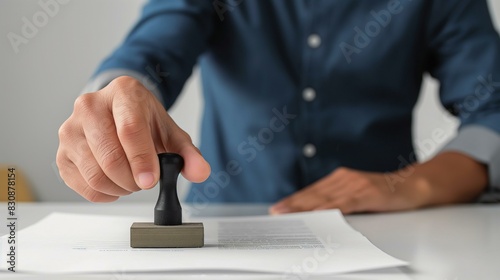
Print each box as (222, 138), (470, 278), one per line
(400, 151), (488, 208)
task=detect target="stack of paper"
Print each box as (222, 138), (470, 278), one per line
(0, 210), (407, 276)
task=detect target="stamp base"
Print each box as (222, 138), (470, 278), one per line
(130, 222), (204, 248)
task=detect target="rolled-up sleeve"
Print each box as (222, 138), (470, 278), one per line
(427, 0), (500, 200)
(442, 126), (500, 202)
(85, 0), (215, 108)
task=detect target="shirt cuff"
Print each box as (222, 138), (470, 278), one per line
(81, 69), (165, 105)
(440, 125), (500, 202)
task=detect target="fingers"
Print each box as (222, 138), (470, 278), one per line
(270, 188), (363, 215)
(313, 191), (368, 214)
(269, 168), (372, 215)
(68, 140), (133, 197)
(78, 94), (141, 193)
(307, 167), (354, 194)
(110, 77), (210, 188)
(269, 189), (328, 214)
(112, 91), (159, 190)
(57, 152), (119, 203)
(57, 118), (132, 201)
(270, 169), (352, 215)
(58, 75), (211, 203)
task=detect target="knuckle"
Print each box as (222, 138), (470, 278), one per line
(99, 145), (127, 172)
(84, 166), (108, 191)
(58, 122), (72, 141)
(129, 151), (153, 168)
(99, 116), (115, 131)
(109, 76), (144, 96)
(111, 76), (141, 87)
(335, 167), (350, 175)
(117, 116), (147, 138)
(130, 86), (150, 103)
(181, 130), (193, 143)
(74, 141), (89, 158)
(73, 93), (94, 113)
(55, 150), (67, 170)
(172, 130), (195, 151)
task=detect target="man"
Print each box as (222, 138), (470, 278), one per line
(57, 0), (500, 214)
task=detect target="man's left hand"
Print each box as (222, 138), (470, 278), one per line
(269, 167), (419, 215)
(269, 152), (488, 215)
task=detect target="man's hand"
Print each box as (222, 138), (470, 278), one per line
(269, 168), (418, 215)
(270, 152), (488, 215)
(57, 76), (211, 202)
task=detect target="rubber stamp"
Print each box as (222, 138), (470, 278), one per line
(130, 153), (204, 248)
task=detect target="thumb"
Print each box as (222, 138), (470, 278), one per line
(162, 123), (210, 183)
(177, 144), (211, 183)
(153, 104), (211, 183)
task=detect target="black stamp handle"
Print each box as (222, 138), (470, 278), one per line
(154, 153), (184, 226)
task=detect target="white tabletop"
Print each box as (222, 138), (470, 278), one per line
(1, 203), (499, 279)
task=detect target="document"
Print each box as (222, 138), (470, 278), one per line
(0, 210), (407, 275)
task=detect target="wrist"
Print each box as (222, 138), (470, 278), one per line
(389, 164), (434, 209)
(396, 152), (487, 208)
(399, 164), (434, 208)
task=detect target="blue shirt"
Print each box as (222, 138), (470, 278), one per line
(89, 0), (500, 204)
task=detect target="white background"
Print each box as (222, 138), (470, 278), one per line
(1, 0), (499, 202)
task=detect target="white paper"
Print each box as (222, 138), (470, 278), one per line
(0, 210), (407, 275)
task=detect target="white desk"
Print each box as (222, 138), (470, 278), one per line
(1, 203), (499, 279)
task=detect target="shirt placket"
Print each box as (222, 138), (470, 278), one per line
(298, 0), (322, 186)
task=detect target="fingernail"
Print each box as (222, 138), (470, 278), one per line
(138, 173), (154, 189)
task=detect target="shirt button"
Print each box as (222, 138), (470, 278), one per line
(303, 144), (317, 158)
(307, 34), (321, 48)
(302, 88), (316, 102)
